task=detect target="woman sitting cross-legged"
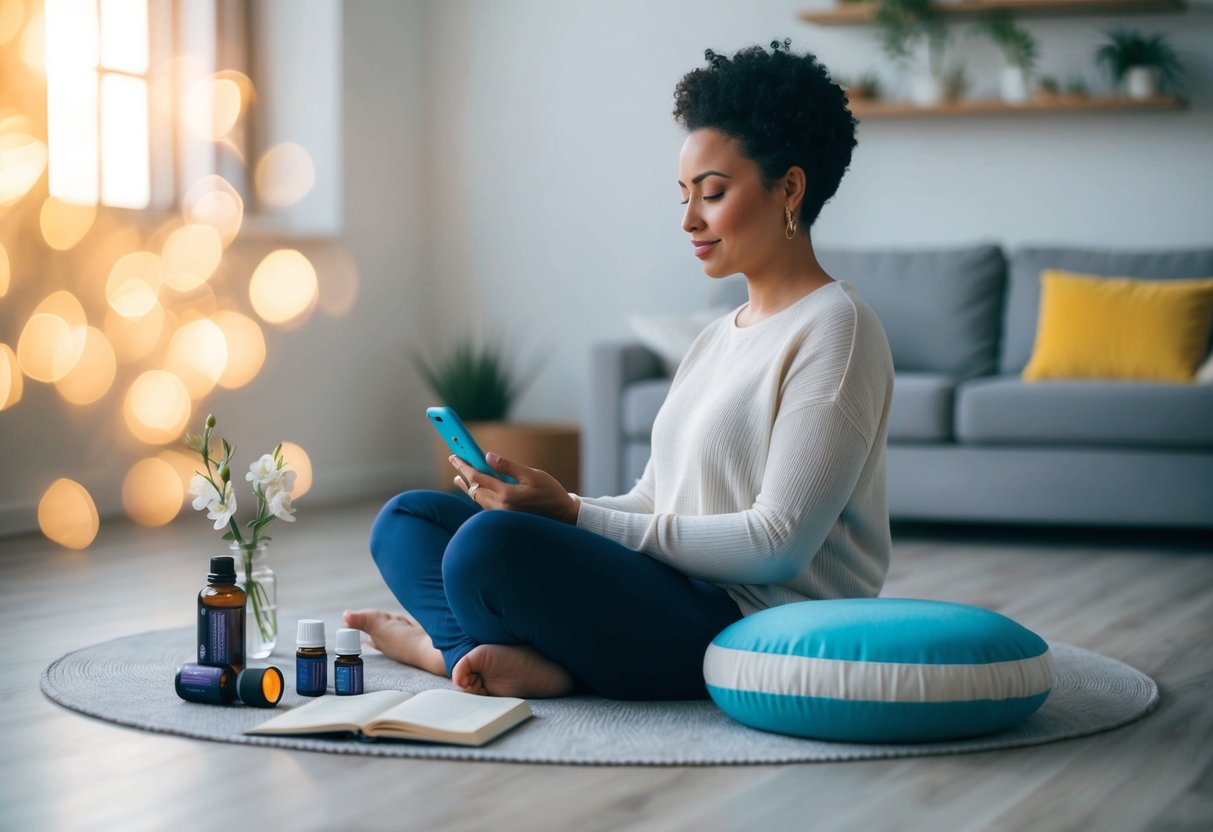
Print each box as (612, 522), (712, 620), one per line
(346, 39), (894, 701)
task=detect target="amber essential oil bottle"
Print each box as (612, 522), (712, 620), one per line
(197, 556), (246, 671)
(334, 628), (364, 695)
(296, 619), (327, 696)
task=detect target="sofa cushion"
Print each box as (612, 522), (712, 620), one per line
(888, 373), (955, 442)
(621, 378), (671, 439)
(956, 375), (1213, 448)
(1001, 247), (1213, 375)
(712, 245), (1006, 378)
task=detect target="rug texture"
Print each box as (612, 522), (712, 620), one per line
(41, 624), (1158, 766)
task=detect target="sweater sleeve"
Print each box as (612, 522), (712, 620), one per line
(574, 401), (870, 584)
(572, 458), (656, 514)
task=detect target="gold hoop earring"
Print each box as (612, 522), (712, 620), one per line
(785, 207), (798, 240)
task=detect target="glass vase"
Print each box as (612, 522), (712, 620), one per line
(232, 541), (277, 659)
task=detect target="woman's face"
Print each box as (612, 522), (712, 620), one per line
(678, 128), (785, 278)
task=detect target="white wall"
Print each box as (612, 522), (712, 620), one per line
(2, 0), (1211, 536)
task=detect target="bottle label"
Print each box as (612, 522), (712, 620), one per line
(297, 654), (327, 696)
(335, 662), (364, 696)
(198, 605), (245, 667)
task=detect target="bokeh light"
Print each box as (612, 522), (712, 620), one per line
(182, 74), (242, 141)
(18, 5), (41, 73)
(17, 313), (86, 382)
(106, 250), (163, 317)
(40, 196), (98, 250)
(161, 223), (222, 291)
(0, 241), (10, 296)
(314, 245), (361, 318)
(164, 316), (227, 399)
(212, 310), (265, 389)
(254, 142), (314, 207)
(123, 370), (191, 444)
(183, 174), (243, 246)
(122, 457), (184, 526)
(248, 249), (318, 327)
(0, 128), (47, 205)
(279, 441), (312, 499)
(0, 0), (25, 46)
(0, 343), (23, 410)
(104, 300), (166, 363)
(53, 325), (116, 404)
(38, 478), (99, 550)
(157, 447), (205, 493)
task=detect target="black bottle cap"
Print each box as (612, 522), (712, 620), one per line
(237, 665), (284, 707)
(208, 556), (237, 583)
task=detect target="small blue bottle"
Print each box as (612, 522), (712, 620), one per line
(334, 628), (364, 696)
(295, 619), (327, 696)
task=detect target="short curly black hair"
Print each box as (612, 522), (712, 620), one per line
(673, 39), (857, 229)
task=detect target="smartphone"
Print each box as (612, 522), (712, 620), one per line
(426, 406), (519, 485)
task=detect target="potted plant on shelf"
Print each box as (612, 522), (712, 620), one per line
(979, 9), (1039, 105)
(838, 70), (883, 102)
(1095, 29), (1185, 100)
(414, 337), (580, 492)
(872, 0), (949, 107)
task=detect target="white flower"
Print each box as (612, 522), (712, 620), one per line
(206, 482), (237, 530)
(266, 487), (296, 522)
(246, 454), (278, 486)
(189, 475), (220, 512)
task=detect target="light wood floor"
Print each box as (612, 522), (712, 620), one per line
(2, 498), (1210, 832)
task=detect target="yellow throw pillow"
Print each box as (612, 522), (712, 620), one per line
(1022, 269), (1213, 383)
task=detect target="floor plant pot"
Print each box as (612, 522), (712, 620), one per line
(433, 422), (581, 493)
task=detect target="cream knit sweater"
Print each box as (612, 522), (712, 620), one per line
(574, 280), (895, 616)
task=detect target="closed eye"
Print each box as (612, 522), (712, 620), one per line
(679, 193), (724, 205)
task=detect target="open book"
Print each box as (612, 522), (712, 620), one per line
(245, 688), (533, 746)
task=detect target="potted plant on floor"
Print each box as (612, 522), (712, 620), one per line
(414, 337), (580, 492)
(873, 0), (949, 107)
(1095, 29), (1185, 100)
(979, 9), (1039, 105)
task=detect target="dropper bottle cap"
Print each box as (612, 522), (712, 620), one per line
(296, 619), (326, 648)
(335, 628), (362, 656)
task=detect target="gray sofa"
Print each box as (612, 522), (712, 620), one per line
(584, 244), (1213, 528)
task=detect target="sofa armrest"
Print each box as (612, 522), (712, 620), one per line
(583, 340), (664, 497)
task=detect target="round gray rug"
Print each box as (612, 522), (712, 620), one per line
(41, 624), (1158, 766)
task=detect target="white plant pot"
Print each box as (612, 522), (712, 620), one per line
(910, 75), (945, 107)
(999, 67), (1031, 105)
(1125, 66), (1160, 100)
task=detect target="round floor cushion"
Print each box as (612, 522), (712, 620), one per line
(703, 598), (1055, 743)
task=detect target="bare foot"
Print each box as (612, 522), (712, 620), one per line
(451, 644), (575, 698)
(342, 609), (447, 677)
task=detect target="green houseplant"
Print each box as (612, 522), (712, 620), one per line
(873, 0), (949, 106)
(980, 10), (1039, 104)
(1095, 29), (1185, 99)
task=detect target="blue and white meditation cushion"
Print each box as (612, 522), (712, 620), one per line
(703, 598), (1054, 743)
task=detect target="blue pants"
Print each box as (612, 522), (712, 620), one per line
(368, 490), (743, 700)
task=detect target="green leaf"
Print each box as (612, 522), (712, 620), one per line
(222, 531), (237, 541)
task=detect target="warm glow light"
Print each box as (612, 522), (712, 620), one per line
(104, 301), (164, 362)
(18, 6), (41, 72)
(161, 224), (222, 291)
(254, 143), (315, 208)
(249, 249), (318, 327)
(212, 310), (266, 389)
(38, 478), (99, 549)
(315, 246), (362, 318)
(164, 317), (227, 399)
(0, 0), (25, 46)
(53, 326), (116, 404)
(0, 343), (23, 410)
(279, 442), (312, 499)
(106, 251), (162, 317)
(44, 0), (98, 71)
(183, 76), (242, 140)
(122, 457), (183, 526)
(0, 130), (48, 205)
(100, 0), (147, 74)
(35, 290), (88, 331)
(18, 294), (88, 382)
(100, 73), (150, 209)
(40, 196), (98, 250)
(124, 370), (191, 444)
(183, 175), (243, 246)
(157, 447), (204, 494)
(45, 0), (99, 204)
(0, 242), (9, 296)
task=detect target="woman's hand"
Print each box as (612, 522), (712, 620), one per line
(449, 452), (580, 524)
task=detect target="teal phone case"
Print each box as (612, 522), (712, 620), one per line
(426, 407), (519, 485)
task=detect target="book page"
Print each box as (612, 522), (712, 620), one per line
(368, 689), (529, 735)
(246, 689), (412, 735)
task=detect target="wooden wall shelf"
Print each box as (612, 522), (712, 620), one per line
(801, 0), (1187, 26)
(848, 93), (1187, 118)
